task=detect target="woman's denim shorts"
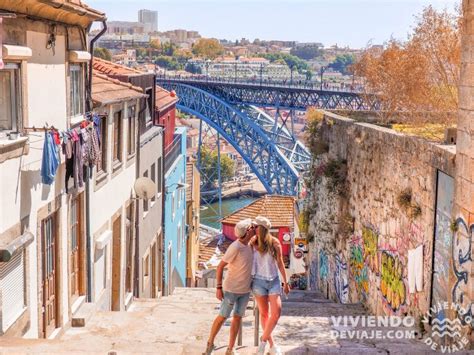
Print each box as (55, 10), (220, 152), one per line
(252, 276), (281, 296)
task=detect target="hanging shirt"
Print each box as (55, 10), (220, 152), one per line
(41, 131), (59, 185)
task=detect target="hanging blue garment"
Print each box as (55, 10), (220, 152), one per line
(41, 131), (60, 185)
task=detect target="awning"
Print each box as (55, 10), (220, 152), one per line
(0, 231), (34, 262)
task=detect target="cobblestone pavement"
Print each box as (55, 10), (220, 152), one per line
(0, 288), (470, 354)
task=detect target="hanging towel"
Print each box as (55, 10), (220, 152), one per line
(408, 244), (423, 293)
(41, 131), (59, 185)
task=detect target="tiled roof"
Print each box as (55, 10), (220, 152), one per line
(1, 1), (106, 27)
(92, 72), (146, 105)
(199, 235), (233, 269)
(156, 86), (178, 111)
(221, 195), (295, 229)
(93, 57), (144, 76)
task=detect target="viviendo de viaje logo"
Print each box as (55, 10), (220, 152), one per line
(330, 315), (416, 340)
(422, 302), (471, 353)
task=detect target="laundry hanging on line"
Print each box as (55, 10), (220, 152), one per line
(39, 113), (102, 191)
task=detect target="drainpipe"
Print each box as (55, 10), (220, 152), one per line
(156, 124), (166, 296)
(85, 20), (107, 302)
(134, 104), (145, 297)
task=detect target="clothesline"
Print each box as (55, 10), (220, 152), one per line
(40, 113), (102, 191)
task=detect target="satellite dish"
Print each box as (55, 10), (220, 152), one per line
(134, 177), (157, 200)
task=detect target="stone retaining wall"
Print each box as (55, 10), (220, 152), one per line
(306, 112), (456, 323)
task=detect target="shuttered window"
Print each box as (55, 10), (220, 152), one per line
(0, 252), (26, 332)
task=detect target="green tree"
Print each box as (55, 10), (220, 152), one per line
(200, 146), (235, 188)
(328, 54), (355, 75)
(94, 47), (112, 61)
(185, 62), (202, 74)
(192, 38), (224, 59)
(155, 56), (183, 70)
(290, 45), (323, 60)
(262, 53), (311, 74)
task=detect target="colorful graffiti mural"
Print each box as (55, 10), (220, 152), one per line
(349, 237), (369, 296)
(362, 227), (379, 273)
(380, 251), (407, 313)
(452, 218), (473, 326)
(334, 253), (349, 303)
(310, 258), (318, 290)
(319, 249), (329, 280)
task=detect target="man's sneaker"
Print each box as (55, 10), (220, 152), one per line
(257, 340), (267, 355)
(225, 348), (239, 355)
(204, 342), (216, 355)
(269, 345), (283, 355)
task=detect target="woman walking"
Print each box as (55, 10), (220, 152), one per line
(251, 216), (290, 355)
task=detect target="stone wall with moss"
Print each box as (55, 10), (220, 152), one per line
(306, 111), (456, 323)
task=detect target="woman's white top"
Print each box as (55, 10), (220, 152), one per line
(252, 248), (279, 281)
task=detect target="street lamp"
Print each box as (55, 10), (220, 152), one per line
(320, 66), (327, 91)
(205, 59), (211, 81)
(290, 65), (294, 86)
(165, 182), (188, 194)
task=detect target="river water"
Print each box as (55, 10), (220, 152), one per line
(200, 197), (258, 230)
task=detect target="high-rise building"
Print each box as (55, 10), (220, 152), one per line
(138, 9), (158, 33)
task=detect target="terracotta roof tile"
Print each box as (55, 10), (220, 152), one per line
(93, 57), (143, 76)
(92, 72), (146, 105)
(199, 235), (233, 269)
(156, 86), (179, 111)
(221, 195), (295, 229)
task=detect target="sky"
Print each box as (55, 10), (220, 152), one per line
(87, 0), (458, 48)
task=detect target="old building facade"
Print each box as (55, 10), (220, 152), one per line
(0, 0), (105, 338)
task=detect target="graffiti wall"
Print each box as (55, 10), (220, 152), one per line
(452, 218), (473, 326)
(305, 112), (457, 320)
(334, 254), (349, 304)
(349, 235), (368, 299)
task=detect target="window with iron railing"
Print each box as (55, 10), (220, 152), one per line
(164, 134), (182, 174)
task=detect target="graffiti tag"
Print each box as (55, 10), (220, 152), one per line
(334, 253), (349, 304)
(380, 251), (406, 313)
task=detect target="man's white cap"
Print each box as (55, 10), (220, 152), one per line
(253, 216), (271, 230)
(234, 218), (252, 238)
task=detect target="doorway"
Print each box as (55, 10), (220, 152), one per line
(430, 171), (454, 322)
(151, 242), (157, 298)
(112, 215), (122, 311)
(41, 213), (59, 338)
(70, 195), (85, 302)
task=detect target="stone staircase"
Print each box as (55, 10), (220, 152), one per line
(0, 288), (450, 354)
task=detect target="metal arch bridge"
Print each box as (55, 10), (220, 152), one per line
(157, 76), (379, 111)
(157, 77), (375, 199)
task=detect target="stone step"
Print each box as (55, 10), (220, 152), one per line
(71, 302), (97, 327)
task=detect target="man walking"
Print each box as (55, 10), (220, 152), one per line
(205, 219), (255, 355)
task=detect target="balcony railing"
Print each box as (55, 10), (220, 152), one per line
(165, 134), (182, 174)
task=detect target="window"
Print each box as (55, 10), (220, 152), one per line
(113, 111), (122, 163)
(0, 251), (26, 332)
(125, 203), (133, 293)
(172, 191), (175, 220)
(0, 63), (21, 131)
(70, 64), (84, 117)
(145, 88), (153, 125)
(143, 171), (149, 213)
(127, 105), (136, 156)
(151, 163), (156, 204)
(157, 158), (162, 193)
(177, 223), (182, 256)
(98, 116), (108, 174)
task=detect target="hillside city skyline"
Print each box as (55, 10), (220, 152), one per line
(87, 0), (457, 48)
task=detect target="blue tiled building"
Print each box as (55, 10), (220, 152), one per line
(163, 126), (187, 295)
